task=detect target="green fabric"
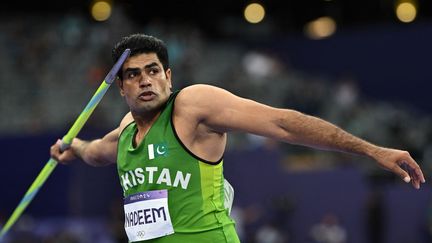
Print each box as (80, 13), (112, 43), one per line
(144, 224), (239, 243)
(117, 91), (239, 242)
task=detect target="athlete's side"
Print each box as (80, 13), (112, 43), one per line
(51, 34), (425, 243)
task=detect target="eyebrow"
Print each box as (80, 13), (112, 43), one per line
(123, 67), (141, 74)
(144, 62), (159, 69)
(123, 62), (160, 73)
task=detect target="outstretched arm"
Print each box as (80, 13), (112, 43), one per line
(50, 112), (133, 167)
(180, 84), (425, 189)
(51, 128), (119, 167)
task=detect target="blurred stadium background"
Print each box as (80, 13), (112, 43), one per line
(1, 0), (432, 242)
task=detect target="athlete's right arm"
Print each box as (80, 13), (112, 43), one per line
(50, 112), (134, 167)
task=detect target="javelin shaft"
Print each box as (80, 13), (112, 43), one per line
(0, 49), (130, 240)
(61, 81), (111, 148)
(0, 158), (58, 239)
(61, 48), (131, 148)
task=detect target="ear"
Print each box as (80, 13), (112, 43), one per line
(116, 77), (125, 96)
(165, 68), (172, 89)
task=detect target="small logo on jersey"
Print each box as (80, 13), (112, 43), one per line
(148, 143), (168, 160)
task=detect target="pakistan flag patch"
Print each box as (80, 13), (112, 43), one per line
(148, 143), (168, 160)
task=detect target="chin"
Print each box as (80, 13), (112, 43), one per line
(134, 102), (163, 114)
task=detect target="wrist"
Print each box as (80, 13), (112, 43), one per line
(364, 144), (382, 160)
(71, 138), (89, 161)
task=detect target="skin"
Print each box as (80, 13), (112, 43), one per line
(51, 52), (426, 189)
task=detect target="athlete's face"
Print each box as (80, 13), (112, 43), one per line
(118, 53), (172, 116)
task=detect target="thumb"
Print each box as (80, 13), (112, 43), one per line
(393, 165), (411, 183)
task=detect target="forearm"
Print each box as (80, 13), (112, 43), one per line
(71, 138), (113, 167)
(281, 110), (380, 158)
(278, 110), (426, 189)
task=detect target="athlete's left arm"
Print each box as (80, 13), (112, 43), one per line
(179, 84), (425, 189)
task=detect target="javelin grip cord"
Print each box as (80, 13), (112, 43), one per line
(0, 49), (130, 240)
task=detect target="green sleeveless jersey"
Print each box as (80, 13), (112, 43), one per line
(117, 91), (239, 242)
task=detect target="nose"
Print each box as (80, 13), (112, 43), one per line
(139, 75), (151, 87)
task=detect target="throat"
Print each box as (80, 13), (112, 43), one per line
(133, 129), (149, 148)
(131, 107), (163, 148)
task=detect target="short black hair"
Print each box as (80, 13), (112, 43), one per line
(112, 34), (169, 79)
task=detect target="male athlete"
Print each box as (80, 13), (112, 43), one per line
(51, 34), (425, 243)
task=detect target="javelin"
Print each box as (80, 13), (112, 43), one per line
(0, 48), (131, 240)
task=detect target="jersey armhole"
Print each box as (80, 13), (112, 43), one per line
(170, 90), (223, 165)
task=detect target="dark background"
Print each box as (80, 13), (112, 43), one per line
(1, 0), (432, 242)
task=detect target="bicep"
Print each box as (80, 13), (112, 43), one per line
(86, 128), (119, 166)
(178, 85), (294, 141)
(99, 128), (120, 161)
(78, 113), (133, 166)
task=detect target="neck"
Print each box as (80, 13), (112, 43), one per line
(132, 109), (161, 130)
(131, 110), (161, 147)
(131, 92), (171, 141)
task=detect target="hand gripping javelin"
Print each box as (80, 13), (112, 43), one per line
(0, 49), (131, 240)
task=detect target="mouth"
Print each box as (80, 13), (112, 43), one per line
(138, 91), (156, 101)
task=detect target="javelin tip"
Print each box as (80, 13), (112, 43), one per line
(104, 48), (131, 84)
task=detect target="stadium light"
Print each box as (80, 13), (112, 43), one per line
(244, 3), (265, 24)
(91, 0), (112, 22)
(304, 16), (337, 40)
(395, 0), (417, 23)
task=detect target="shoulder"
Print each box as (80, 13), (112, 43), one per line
(118, 112), (134, 134)
(174, 84), (249, 127)
(177, 84), (219, 98)
(174, 84), (229, 117)
(176, 84), (232, 107)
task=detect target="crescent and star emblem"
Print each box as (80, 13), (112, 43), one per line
(156, 145), (166, 155)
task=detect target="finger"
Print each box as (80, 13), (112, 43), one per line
(413, 179), (420, 189)
(414, 167), (426, 184)
(408, 164), (425, 184)
(56, 153), (71, 165)
(392, 164), (411, 184)
(404, 158), (426, 183)
(408, 168), (420, 189)
(51, 139), (61, 152)
(57, 159), (70, 165)
(402, 161), (422, 189)
(50, 144), (59, 156)
(51, 140), (67, 162)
